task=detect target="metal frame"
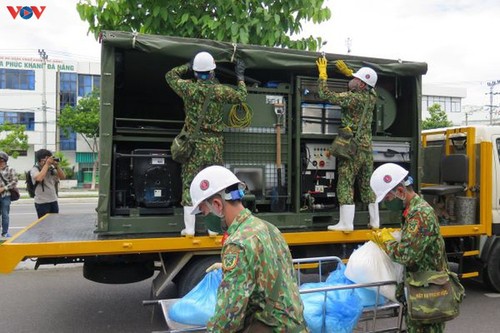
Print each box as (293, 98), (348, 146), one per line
(144, 256), (403, 333)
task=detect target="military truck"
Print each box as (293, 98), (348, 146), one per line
(1, 31), (496, 296)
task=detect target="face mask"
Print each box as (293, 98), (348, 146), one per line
(384, 190), (406, 212)
(203, 213), (224, 234)
(384, 197), (405, 212)
(205, 200), (227, 232)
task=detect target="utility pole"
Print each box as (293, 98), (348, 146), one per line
(345, 37), (352, 54)
(486, 80), (500, 125)
(38, 49), (48, 149)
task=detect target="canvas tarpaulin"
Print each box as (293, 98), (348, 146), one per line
(100, 30), (427, 77)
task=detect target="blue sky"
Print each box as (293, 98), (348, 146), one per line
(2, 0), (500, 109)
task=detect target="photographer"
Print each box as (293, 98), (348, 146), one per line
(31, 149), (66, 219)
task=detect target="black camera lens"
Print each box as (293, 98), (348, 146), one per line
(53, 157), (60, 162)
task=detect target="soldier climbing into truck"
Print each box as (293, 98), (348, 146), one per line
(316, 56), (380, 232)
(166, 51), (247, 237)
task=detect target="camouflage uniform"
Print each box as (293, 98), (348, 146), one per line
(383, 194), (448, 333)
(166, 64), (247, 206)
(318, 80), (377, 205)
(207, 209), (308, 332)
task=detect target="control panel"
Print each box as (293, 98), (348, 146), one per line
(305, 143), (336, 170)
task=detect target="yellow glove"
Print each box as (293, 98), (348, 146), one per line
(369, 231), (384, 247)
(380, 228), (396, 243)
(335, 60), (353, 77)
(206, 262), (222, 273)
(369, 228), (396, 248)
(316, 57), (328, 81)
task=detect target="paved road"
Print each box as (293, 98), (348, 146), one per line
(1, 267), (499, 333)
(0, 266), (166, 333)
(1, 199), (500, 332)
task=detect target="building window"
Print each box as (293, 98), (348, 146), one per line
(78, 74), (93, 97)
(59, 72), (77, 150)
(60, 131), (76, 150)
(0, 69), (35, 90)
(0, 111), (35, 131)
(93, 76), (101, 91)
(60, 72), (77, 108)
(424, 95), (462, 114)
(451, 97), (461, 113)
(78, 74), (100, 97)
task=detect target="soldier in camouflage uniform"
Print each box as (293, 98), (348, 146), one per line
(189, 166), (308, 332)
(370, 163), (448, 333)
(166, 51), (247, 236)
(316, 57), (379, 231)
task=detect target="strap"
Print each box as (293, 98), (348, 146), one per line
(0, 172), (8, 186)
(352, 96), (372, 142)
(191, 93), (211, 140)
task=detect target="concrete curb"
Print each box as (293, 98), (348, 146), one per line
(12, 192), (99, 204)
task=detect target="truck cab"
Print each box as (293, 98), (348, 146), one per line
(422, 125), (500, 291)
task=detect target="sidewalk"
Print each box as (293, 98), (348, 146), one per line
(14, 188), (99, 200)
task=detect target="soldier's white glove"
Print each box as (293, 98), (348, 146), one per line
(206, 262), (222, 273)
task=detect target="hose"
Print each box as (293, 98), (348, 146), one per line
(227, 103), (253, 128)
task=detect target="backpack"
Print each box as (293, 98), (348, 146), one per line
(25, 165), (41, 198)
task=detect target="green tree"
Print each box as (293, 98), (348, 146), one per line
(53, 152), (75, 180)
(0, 123), (29, 158)
(58, 90), (100, 189)
(422, 103), (454, 130)
(76, 0), (331, 51)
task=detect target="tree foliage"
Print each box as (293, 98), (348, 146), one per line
(58, 90), (100, 189)
(76, 0), (331, 51)
(422, 103), (454, 130)
(0, 123), (29, 158)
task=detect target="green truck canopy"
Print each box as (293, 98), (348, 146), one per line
(101, 30), (427, 77)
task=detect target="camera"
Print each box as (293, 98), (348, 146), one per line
(53, 157), (60, 162)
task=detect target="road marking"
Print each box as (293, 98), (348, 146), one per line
(484, 293), (500, 298)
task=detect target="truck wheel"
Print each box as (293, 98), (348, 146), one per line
(485, 241), (500, 292)
(177, 256), (220, 297)
(83, 261), (154, 284)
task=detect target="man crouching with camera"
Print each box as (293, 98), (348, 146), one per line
(31, 149), (66, 219)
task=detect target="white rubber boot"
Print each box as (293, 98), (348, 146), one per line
(207, 229), (218, 236)
(368, 203), (380, 229)
(327, 205), (355, 232)
(181, 206), (196, 237)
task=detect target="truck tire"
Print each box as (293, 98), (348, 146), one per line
(83, 261), (154, 284)
(485, 241), (500, 292)
(177, 255), (220, 297)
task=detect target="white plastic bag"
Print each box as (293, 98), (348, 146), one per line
(344, 241), (403, 302)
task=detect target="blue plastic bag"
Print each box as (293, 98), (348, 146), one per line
(300, 263), (363, 333)
(300, 282), (331, 333)
(168, 269), (222, 326)
(326, 263), (386, 307)
(355, 287), (386, 307)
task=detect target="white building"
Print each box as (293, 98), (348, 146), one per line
(0, 55), (99, 185)
(422, 84), (467, 125)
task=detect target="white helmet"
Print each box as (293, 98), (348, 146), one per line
(189, 165), (244, 214)
(352, 67), (377, 87)
(370, 163), (409, 203)
(192, 51), (216, 72)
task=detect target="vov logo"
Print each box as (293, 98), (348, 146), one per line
(7, 6), (46, 19)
